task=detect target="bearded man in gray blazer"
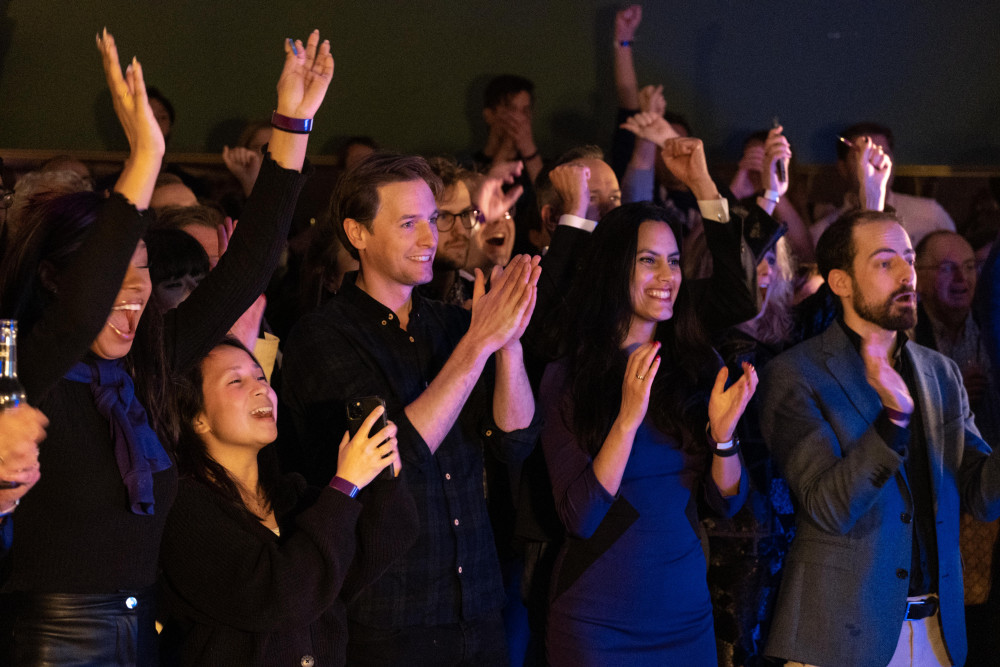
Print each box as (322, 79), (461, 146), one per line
(760, 209), (1000, 667)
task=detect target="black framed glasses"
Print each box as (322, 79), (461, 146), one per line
(436, 207), (484, 232)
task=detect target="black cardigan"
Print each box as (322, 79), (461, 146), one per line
(158, 472), (419, 666)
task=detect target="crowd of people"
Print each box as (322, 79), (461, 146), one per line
(0, 6), (998, 667)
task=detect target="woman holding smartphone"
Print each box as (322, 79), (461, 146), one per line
(0, 29), (329, 664)
(158, 338), (417, 666)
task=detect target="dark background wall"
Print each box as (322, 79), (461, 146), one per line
(2, 1), (998, 165)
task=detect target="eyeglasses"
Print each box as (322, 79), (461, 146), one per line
(436, 208), (484, 232)
(918, 260), (977, 278)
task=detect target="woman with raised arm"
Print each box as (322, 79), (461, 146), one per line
(158, 338), (417, 666)
(0, 29), (331, 665)
(540, 201), (756, 666)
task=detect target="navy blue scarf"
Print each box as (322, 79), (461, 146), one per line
(64, 357), (172, 515)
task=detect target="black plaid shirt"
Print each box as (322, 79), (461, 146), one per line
(279, 275), (539, 627)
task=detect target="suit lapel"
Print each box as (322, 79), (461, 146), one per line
(906, 345), (945, 514)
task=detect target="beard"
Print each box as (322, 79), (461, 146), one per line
(852, 279), (917, 331)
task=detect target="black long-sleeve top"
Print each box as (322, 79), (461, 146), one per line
(3, 156), (307, 593)
(158, 472), (418, 666)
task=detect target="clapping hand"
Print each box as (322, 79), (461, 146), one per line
(619, 341), (660, 432)
(708, 362), (758, 443)
(469, 255), (541, 354)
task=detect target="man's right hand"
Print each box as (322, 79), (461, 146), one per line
(548, 163), (591, 219)
(467, 255), (541, 354)
(861, 340), (914, 424)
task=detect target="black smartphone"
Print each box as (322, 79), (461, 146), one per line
(345, 396), (394, 480)
(772, 116), (786, 184)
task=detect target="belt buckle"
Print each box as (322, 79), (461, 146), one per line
(905, 595), (938, 620)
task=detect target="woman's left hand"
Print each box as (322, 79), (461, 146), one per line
(276, 30), (334, 120)
(708, 362), (758, 442)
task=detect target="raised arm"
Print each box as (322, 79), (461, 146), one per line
(18, 30), (163, 400)
(167, 31), (332, 371)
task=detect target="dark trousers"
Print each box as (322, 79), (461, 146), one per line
(347, 612), (508, 667)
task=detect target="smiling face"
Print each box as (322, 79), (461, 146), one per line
(194, 344), (277, 452)
(349, 179), (438, 289)
(628, 220), (682, 341)
(836, 219), (917, 333)
(90, 241), (152, 360)
(434, 181), (472, 270)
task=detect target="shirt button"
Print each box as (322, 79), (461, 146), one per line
(301, 656), (315, 667)
(896, 568), (908, 579)
(387, 313), (394, 320)
(454, 518), (460, 526)
(445, 473), (451, 480)
(485, 429), (493, 437)
(901, 512), (912, 524)
(125, 596), (137, 609)
(409, 336), (415, 343)
(457, 566), (463, 574)
(381, 320), (387, 326)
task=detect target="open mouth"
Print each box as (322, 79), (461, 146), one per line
(486, 234), (507, 247)
(106, 302), (142, 338)
(250, 406), (274, 420)
(408, 254), (433, 262)
(893, 291), (916, 305)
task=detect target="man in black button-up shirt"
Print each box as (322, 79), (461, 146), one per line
(279, 153), (541, 666)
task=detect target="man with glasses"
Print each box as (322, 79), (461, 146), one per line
(418, 158), (482, 306)
(914, 230), (998, 445)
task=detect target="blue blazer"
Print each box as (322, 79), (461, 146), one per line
(759, 322), (1000, 666)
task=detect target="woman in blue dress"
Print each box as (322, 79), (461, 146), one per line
(541, 199), (757, 666)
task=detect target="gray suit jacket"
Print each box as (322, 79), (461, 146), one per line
(760, 322), (1000, 666)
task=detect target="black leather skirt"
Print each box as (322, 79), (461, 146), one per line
(0, 588), (158, 666)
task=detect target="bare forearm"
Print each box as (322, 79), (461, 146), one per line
(404, 334), (490, 454)
(114, 152), (162, 210)
(859, 181), (887, 212)
(592, 419), (638, 496)
(492, 343), (534, 432)
(613, 44), (640, 109)
(712, 454), (742, 497)
(775, 198), (815, 263)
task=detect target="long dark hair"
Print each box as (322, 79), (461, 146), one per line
(173, 337), (281, 523)
(560, 202), (719, 457)
(0, 191), (177, 442)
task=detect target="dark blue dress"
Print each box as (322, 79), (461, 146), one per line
(541, 360), (747, 667)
